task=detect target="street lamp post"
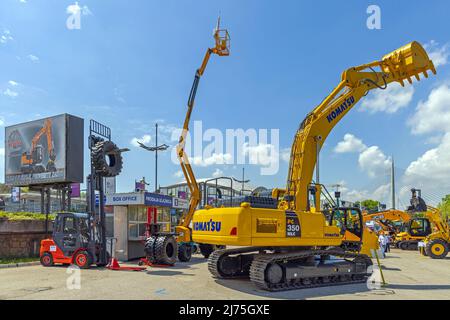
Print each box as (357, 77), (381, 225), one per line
(138, 123), (169, 192)
(233, 167), (250, 196)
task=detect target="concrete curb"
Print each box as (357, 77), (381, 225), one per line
(0, 261), (40, 269)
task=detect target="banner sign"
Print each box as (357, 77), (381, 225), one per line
(71, 183), (81, 198)
(105, 192), (143, 206)
(144, 193), (172, 207)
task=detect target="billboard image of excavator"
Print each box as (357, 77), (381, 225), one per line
(20, 118), (57, 174)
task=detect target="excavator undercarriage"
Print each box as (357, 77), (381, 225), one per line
(209, 247), (372, 291)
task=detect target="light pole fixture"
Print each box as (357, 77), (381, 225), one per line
(138, 123), (169, 192)
(233, 167), (250, 196)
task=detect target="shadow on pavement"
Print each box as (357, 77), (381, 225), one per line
(386, 284), (450, 290)
(146, 270), (195, 276)
(214, 278), (371, 300)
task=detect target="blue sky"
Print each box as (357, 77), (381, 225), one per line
(1, 0), (450, 206)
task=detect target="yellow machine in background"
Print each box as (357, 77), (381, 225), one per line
(421, 206), (450, 259)
(192, 41), (435, 291)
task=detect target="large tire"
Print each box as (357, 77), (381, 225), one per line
(73, 250), (92, 269)
(199, 244), (226, 259)
(154, 235), (177, 265)
(91, 140), (123, 177)
(178, 243), (192, 262)
(425, 239), (449, 259)
(40, 252), (54, 267)
(144, 236), (157, 263)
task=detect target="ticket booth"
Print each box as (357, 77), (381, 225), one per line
(105, 192), (187, 261)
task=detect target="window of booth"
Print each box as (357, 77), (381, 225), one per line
(128, 206), (147, 240)
(157, 207), (171, 232)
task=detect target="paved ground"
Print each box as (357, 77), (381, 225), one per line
(0, 249), (449, 300)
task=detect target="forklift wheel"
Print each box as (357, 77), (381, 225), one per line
(40, 253), (54, 267)
(73, 251), (92, 269)
(178, 243), (192, 262)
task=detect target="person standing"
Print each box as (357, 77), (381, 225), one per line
(378, 233), (387, 257)
(385, 233), (391, 253)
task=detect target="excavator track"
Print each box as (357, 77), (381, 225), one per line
(208, 247), (267, 279)
(250, 249), (372, 291)
(209, 247), (372, 291)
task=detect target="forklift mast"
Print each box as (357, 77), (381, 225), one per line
(87, 120), (112, 266)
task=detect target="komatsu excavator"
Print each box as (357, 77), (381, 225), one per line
(191, 41), (435, 291)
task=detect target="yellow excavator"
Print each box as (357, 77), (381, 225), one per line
(421, 207), (450, 259)
(191, 41), (435, 290)
(21, 118), (57, 174)
(362, 201), (433, 251)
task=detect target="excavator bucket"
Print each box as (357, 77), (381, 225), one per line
(382, 41), (436, 86)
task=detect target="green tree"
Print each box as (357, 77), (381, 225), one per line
(355, 199), (380, 212)
(438, 195), (450, 219)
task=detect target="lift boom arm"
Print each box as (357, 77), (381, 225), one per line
(175, 19), (230, 241)
(285, 42), (436, 211)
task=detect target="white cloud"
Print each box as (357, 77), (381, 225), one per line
(280, 148), (291, 162)
(131, 134), (151, 147)
(212, 168), (224, 178)
(424, 40), (449, 68)
(405, 132), (450, 183)
(0, 29), (13, 44)
(27, 54), (39, 63)
(358, 146), (391, 178)
(8, 80), (18, 86)
(3, 88), (18, 98)
(67, 3), (92, 16)
(173, 170), (183, 178)
(334, 134), (367, 153)
(408, 84), (450, 135)
(0, 148), (4, 156)
(361, 82), (414, 114)
(190, 153), (232, 167)
(334, 134), (390, 178)
(242, 143), (278, 166)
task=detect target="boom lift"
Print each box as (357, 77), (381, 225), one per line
(144, 18), (230, 264)
(21, 118), (57, 174)
(191, 42), (435, 291)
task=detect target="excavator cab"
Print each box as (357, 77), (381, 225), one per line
(407, 218), (432, 237)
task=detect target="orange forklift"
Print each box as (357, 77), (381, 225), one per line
(40, 120), (125, 268)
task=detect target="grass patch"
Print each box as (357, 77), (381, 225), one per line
(0, 257), (40, 265)
(0, 211), (56, 221)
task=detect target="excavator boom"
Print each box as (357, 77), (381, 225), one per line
(286, 42), (436, 211)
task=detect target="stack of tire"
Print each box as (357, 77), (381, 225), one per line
(144, 235), (178, 265)
(144, 235), (226, 265)
(91, 140), (123, 177)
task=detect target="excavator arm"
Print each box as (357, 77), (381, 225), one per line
(175, 18), (230, 242)
(363, 209), (412, 224)
(285, 42), (436, 211)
